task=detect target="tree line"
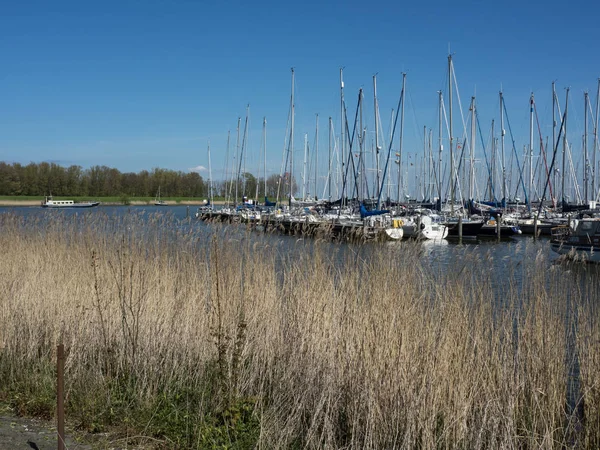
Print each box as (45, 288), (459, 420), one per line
(0, 162), (206, 198)
(0, 161), (299, 200)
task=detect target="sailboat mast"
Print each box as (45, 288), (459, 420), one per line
(584, 92), (589, 204)
(552, 82), (557, 205)
(234, 117), (241, 204)
(423, 125), (427, 202)
(469, 96), (476, 201)
(562, 88), (570, 205)
(490, 120), (495, 201)
(328, 117), (332, 202)
(389, 108), (394, 201)
(448, 55), (455, 214)
(208, 141), (214, 205)
(302, 133), (308, 200)
(373, 75), (381, 202)
(529, 93), (534, 207)
(315, 113), (319, 200)
(236, 105), (249, 200)
(263, 117), (267, 201)
(223, 130), (231, 204)
(397, 73), (406, 205)
(438, 91), (443, 210)
(359, 88), (365, 200)
(428, 128), (433, 201)
(290, 68), (295, 203)
(340, 68), (345, 206)
(594, 78), (600, 199)
(500, 91), (507, 207)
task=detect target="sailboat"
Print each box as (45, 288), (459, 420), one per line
(154, 186), (167, 206)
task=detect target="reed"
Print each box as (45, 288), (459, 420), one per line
(0, 211), (598, 448)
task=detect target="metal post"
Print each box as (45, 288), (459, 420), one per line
(57, 344), (65, 450)
(458, 215), (463, 243)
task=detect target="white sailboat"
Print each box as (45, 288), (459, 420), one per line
(154, 186), (167, 206)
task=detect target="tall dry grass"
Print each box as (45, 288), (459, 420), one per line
(0, 211), (598, 448)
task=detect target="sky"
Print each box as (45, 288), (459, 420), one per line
(1, 0), (599, 197)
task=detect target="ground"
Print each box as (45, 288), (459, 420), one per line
(0, 413), (91, 450)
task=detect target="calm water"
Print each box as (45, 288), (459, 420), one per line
(2, 204), (600, 291)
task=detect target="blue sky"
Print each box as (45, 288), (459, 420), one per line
(1, 0), (599, 196)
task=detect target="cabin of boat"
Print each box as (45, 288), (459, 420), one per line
(551, 218), (600, 262)
(41, 196), (100, 208)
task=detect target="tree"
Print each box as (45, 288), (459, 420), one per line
(0, 162), (21, 195)
(265, 174), (280, 198)
(0, 161), (207, 198)
(243, 172), (257, 200)
(66, 165), (83, 196)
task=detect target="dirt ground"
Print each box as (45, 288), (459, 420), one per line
(0, 413), (91, 449)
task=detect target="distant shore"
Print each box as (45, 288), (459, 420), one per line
(0, 199), (226, 207)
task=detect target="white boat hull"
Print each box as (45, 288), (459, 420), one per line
(383, 227), (404, 240)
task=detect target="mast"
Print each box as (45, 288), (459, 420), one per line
(373, 75), (381, 203)
(328, 117), (332, 202)
(552, 82), (557, 205)
(223, 131), (231, 204)
(263, 117), (267, 200)
(234, 117), (241, 204)
(315, 114), (319, 200)
(438, 91), (443, 210)
(448, 55), (455, 214)
(359, 88), (364, 200)
(469, 96), (476, 201)
(208, 141), (214, 205)
(562, 88), (569, 206)
(302, 133), (308, 200)
(397, 72), (406, 205)
(594, 78), (600, 199)
(290, 68), (295, 203)
(243, 104), (249, 198)
(428, 128), (433, 201)
(490, 120), (495, 201)
(584, 92), (589, 204)
(500, 91), (507, 207)
(339, 68), (345, 206)
(423, 125), (427, 202)
(529, 93), (534, 208)
(388, 108), (394, 201)
(236, 105), (249, 200)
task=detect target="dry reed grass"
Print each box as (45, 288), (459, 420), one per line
(0, 211), (598, 449)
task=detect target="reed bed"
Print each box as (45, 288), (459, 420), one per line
(0, 211), (598, 449)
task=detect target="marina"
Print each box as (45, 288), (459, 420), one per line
(2, 1), (599, 446)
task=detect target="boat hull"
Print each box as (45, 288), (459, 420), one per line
(444, 220), (484, 237)
(382, 227), (404, 241)
(42, 202), (100, 208)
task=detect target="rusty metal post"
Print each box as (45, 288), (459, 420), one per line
(57, 343), (65, 450)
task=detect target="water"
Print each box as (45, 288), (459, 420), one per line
(0, 204), (573, 275)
